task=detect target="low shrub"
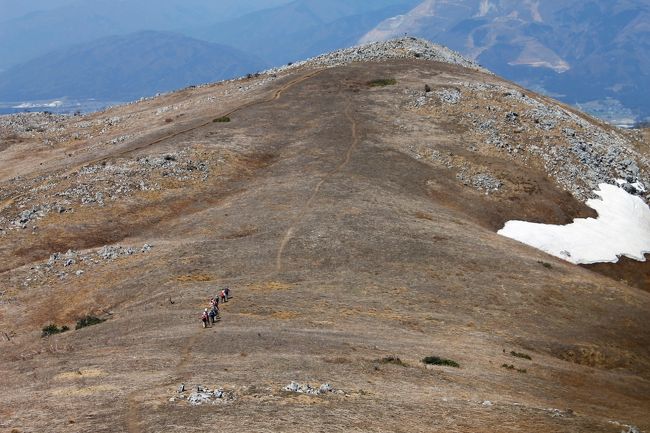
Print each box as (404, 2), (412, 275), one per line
(537, 261), (552, 269)
(75, 315), (105, 330)
(367, 78), (397, 87)
(422, 356), (459, 368)
(510, 351), (532, 360)
(42, 324), (69, 337)
(213, 116), (231, 123)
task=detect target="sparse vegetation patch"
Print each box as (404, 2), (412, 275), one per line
(537, 261), (552, 269)
(422, 356), (459, 367)
(75, 315), (105, 330)
(510, 351), (532, 360)
(378, 355), (407, 366)
(367, 78), (397, 87)
(42, 324), (69, 337)
(213, 116), (231, 123)
(502, 364), (527, 373)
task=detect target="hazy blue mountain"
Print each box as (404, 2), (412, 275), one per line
(193, 0), (421, 65)
(0, 0), (292, 69)
(0, 31), (266, 102)
(2, 0), (648, 124)
(360, 0), (650, 124)
(0, 0), (79, 21)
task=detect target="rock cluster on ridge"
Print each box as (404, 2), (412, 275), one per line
(269, 37), (490, 73)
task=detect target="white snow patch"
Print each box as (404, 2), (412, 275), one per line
(498, 183), (650, 264)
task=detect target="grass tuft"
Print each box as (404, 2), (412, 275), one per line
(213, 116), (231, 123)
(75, 315), (105, 330)
(367, 78), (397, 87)
(422, 356), (460, 368)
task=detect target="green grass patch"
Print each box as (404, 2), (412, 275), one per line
(537, 260), (552, 269)
(41, 324), (69, 337)
(367, 78), (397, 87)
(213, 116), (231, 123)
(422, 356), (460, 368)
(75, 315), (106, 330)
(510, 351), (532, 360)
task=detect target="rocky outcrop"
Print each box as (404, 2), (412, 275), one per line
(268, 37), (489, 74)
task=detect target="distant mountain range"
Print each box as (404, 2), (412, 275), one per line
(0, 31), (264, 101)
(0, 0), (291, 69)
(359, 0), (650, 125)
(190, 0), (422, 65)
(0, 0), (648, 124)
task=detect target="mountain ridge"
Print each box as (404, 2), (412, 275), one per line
(2, 0), (648, 125)
(360, 0), (650, 124)
(0, 31), (266, 102)
(0, 0), (292, 69)
(0, 38), (649, 432)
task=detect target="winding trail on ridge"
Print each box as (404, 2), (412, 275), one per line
(275, 96), (361, 274)
(124, 69), (324, 433)
(129, 87), (362, 431)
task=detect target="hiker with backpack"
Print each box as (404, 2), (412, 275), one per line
(197, 287), (236, 328)
(201, 308), (210, 328)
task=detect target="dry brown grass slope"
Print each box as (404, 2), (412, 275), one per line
(0, 59), (649, 433)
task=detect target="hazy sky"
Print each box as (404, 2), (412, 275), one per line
(0, 0), (295, 23)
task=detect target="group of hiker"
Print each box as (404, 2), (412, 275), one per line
(201, 287), (231, 328)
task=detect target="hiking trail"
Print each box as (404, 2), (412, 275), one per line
(123, 70), (323, 433)
(275, 96), (360, 273)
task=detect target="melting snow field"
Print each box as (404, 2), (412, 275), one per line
(498, 183), (650, 264)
